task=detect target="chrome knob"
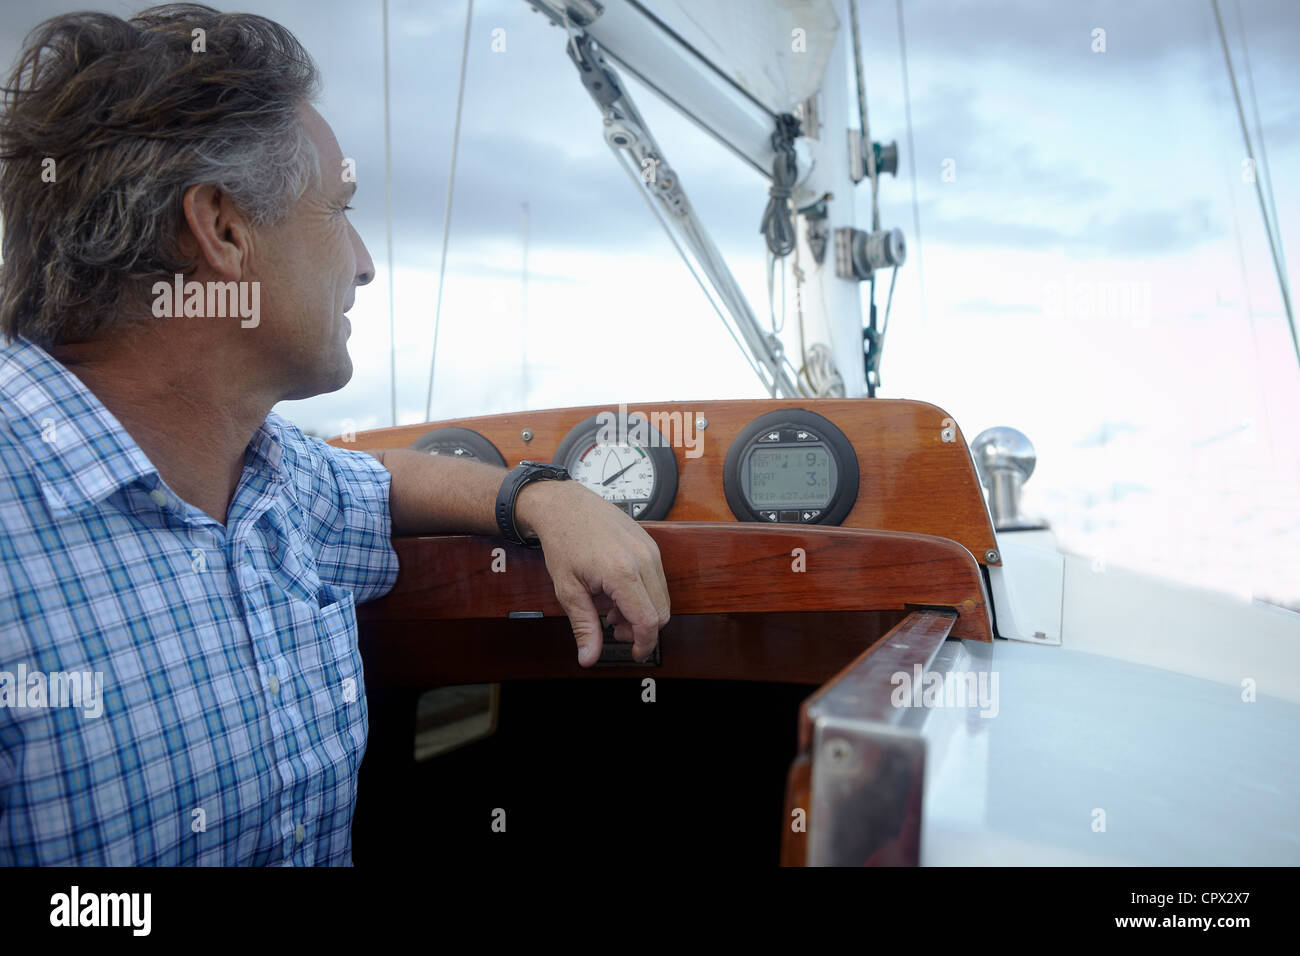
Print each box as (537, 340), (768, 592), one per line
(972, 427), (1037, 530)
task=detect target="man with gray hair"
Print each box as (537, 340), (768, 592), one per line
(0, 4), (670, 865)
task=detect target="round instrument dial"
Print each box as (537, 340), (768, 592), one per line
(408, 426), (506, 467)
(723, 408), (859, 525)
(553, 412), (678, 520)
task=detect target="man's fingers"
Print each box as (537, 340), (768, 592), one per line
(605, 567), (665, 663)
(553, 578), (603, 667)
(606, 606), (635, 643)
(643, 541), (672, 628)
(632, 540), (671, 644)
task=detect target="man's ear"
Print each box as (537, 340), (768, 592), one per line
(180, 184), (251, 281)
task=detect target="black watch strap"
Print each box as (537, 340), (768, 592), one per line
(495, 460), (570, 548)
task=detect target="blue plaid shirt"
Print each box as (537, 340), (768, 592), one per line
(0, 335), (399, 865)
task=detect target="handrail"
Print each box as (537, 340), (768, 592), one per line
(357, 523), (990, 686)
(782, 608), (958, 866)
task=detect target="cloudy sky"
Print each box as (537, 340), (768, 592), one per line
(2, 0), (1297, 607)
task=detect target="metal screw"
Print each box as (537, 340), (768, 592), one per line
(985, 549), (999, 563)
(521, 428), (533, 442)
(695, 416), (709, 430)
(822, 738), (852, 766)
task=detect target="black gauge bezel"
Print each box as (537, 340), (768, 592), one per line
(553, 412), (678, 521)
(409, 426), (507, 467)
(723, 408), (859, 525)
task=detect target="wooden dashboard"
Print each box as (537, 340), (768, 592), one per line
(327, 397), (999, 566)
(339, 398), (999, 866)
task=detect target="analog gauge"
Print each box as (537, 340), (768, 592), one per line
(553, 412), (678, 520)
(409, 426), (506, 467)
(723, 408), (859, 525)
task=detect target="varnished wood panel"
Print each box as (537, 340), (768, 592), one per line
(360, 522), (993, 643)
(328, 398), (1000, 564)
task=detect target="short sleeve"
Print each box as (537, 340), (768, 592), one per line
(265, 412), (400, 604)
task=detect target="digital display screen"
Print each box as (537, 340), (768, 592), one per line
(747, 446), (833, 508)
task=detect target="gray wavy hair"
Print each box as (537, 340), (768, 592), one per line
(0, 3), (321, 348)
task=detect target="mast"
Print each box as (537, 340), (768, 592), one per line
(788, 0), (868, 397)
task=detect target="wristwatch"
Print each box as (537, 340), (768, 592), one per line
(495, 460), (571, 548)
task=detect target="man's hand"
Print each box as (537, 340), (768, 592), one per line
(373, 448), (671, 666)
(515, 480), (671, 667)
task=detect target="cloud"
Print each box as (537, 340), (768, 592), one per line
(953, 297), (1043, 316)
(1076, 421), (1140, 447)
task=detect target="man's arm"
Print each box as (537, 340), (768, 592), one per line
(367, 448), (671, 667)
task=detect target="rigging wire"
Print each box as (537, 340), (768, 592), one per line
(879, 264), (898, 358)
(848, 0), (879, 230)
(896, 0), (926, 328)
(1220, 125), (1279, 470)
(381, 0), (396, 427)
(849, 0), (881, 397)
(1234, 0), (1285, 276)
(424, 0), (475, 422)
(609, 147), (771, 392)
(1210, 0), (1298, 372)
(562, 12), (803, 398)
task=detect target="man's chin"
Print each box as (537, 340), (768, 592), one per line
(282, 351), (353, 401)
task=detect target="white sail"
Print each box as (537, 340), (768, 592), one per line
(643, 0), (840, 115)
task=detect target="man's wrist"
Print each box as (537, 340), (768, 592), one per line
(513, 479), (570, 540)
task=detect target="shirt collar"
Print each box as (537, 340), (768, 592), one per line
(0, 334), (286, 517)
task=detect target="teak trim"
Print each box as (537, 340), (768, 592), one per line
(360, 522), (992, 642)
(330, 397), (1001, 567)
(782, 608), (958, 866)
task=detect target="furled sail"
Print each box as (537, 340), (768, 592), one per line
(641, 0), (839, 115)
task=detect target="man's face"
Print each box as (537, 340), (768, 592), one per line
(248, 103), (374, 401)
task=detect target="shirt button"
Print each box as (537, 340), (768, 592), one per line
(149, 489), (167, 507)
(294, 824), (305, 844)
(268, 675), (280, 695)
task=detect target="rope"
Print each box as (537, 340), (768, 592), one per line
(766, 250), (787, 334)
(759, 113), (800, 257)
(424, 0), (475, 422)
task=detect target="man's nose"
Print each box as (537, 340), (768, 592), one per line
(352, 221), (375, 286)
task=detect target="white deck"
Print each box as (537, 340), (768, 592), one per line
(921, 537), (1300, 866)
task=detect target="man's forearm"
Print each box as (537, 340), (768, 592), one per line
(368, 448), (553, 538)
(365, 448), (670, 667)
